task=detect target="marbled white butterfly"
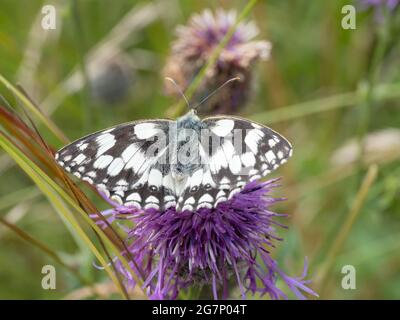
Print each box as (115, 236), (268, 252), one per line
(55, 108), (292, 212)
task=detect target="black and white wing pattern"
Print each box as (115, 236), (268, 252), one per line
(56, 114), (292, 213)
(55, 119), (178, 210)
(175, 116), (292, 212)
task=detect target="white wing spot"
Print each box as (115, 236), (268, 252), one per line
(121, 144), (139, 163)
(146, 196), (160, 204)
(107, 158), (124, 176)
(198, 193), (213, 203)
(184, 197), (195, 205)
(82, 176), (93, 184)
(148, 169), (163, 188)
(165, 201), (177, 209)
(229, 155), (242, 174)
(164, 195), (175, 202)
(182, 204), (194, 212)
(162, 174), (175, 191)
(127, 193), (141, 202)
(125, 151), (145, 172)
(265, 150), (276, 163)
(145, 203), (159, 210)
(241, 152), (256, 167)
(228, 188), (241, 199)
(220, 176), (230, 186)
(73, 154), (86, 165)
(245, 129), (262, 153)
(79, 143), (88, 151)
(221, 140), (235, 159)
(263, 169), (271, 175)
(250, 175), (261, 182)
(210, 119), (234, 137)
(125, 201), (140, 208)
(86, 171), (97, 178)
(94, 155), (113, 169)
(190, 169), (203, 188)
(111, 195), (123, 205)
(134, 123), (157, 139)
(117, 179), (128, 187)
(96, 133), (116, 157)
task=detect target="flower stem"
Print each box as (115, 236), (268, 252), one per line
(71, 0), (94, 131)
(248, 82), (400, 124)
(314, 164), (378, 293)
(357, 6), (392, 163)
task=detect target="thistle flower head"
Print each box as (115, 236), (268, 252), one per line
(97, 179), (317, 300)
(89, 55), (133, 105)
(164, 9), (271, 114)
(360, 0), (400, 10)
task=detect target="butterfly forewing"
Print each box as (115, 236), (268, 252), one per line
(55, 119), (178, 209)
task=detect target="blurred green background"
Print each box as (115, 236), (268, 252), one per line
(0, 0), (399, 299)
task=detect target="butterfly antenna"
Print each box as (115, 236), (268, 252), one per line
(192, 76), (241, 111)
(165, 77), (191, 110)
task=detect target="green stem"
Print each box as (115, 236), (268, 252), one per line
(314, 164), (378, 293)
(357, 7), (392, 159)
(0, 74), (69, 143)
(249, 82), (400, 124)
(0, 132), (145, 298)
(0, 217), (94, 290)
(71, 0), (93, 131)
(0, 186), (40, 211)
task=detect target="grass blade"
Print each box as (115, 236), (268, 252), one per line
(314, 164), (379, 292)
(0, 132), (144, 298)
(0, 73), (68, 143)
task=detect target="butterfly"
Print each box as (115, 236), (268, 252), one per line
(55, 109), (292, 212)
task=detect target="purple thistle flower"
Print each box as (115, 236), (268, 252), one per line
(95, 179), (318, 300)
(358, 0), (399, 20)
(164, 9), (271, 115)
(360, 0), (400, 10)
